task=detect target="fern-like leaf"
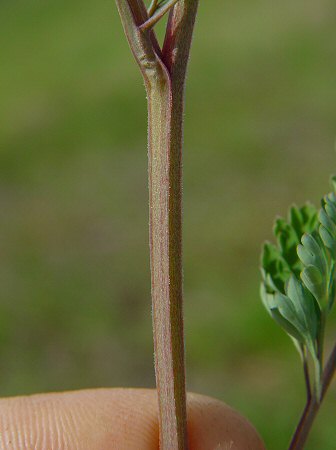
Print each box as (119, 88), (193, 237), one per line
(298, 178), (336, 312)
(261, 203), (321, 361)
(260, 177), (336, 401)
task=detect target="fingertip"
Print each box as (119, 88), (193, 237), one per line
(0, 389), (265, 450)
(0, 388), (159, 450)
(187, 393), (265, 450)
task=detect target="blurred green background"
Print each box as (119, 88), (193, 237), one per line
(1, 0), (336, 448)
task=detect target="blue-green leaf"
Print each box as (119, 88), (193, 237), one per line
(319, 225), (336, 256)
(270, 297), (305, 343)
(260, 280), (317, 346)
(273, 292), (305, 340)
(300, 265), (325, 307)
(261, 242), (290, 293)
(319, 209), (336, 236)
(260, 282), (275, 313)
(298, 233), (328, 277)
(259, 181), (336, 398)
(328, 264), (336, 311)
(285, 275), (319, 342)
(331, 175), (336, 193)
(264, 275), (320, 352)
(324, 200), (336, 223)
(289, 204), (318, 240)
(274, 218), (301, 274)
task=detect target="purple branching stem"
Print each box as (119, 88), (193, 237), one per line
(288, 343), (336, 450)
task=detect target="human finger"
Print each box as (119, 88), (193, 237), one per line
(0, 388), (265, 450)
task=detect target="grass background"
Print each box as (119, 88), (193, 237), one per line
(1, 0), (336, 448)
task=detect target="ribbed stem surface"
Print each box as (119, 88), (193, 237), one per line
(147, 74), (187, 449)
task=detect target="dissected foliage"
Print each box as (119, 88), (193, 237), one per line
(260, 177), (336, 400)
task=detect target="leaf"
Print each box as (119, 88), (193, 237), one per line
(290, 204), (318, 240)
(319, 209), (336, 236)
(297, 243), (314, 268)
(271, 205), (319, 279)
(263, 275), (320, 353)
(260, 282), (310, 344)
(271, 302), (305, 343)
(331, 175), (336, 193)
(259, 184), (336, 398)
(298, 233), (328, 277)
(262, 270), (279, 292)
(319, 192), (336, 258)
(324, 199), (336, 223)
(261, 242), (290, 293)
(260, 282), (277, 316)
(328, 264), (336, 311)
(274, 218), (301, 274)
(300, 265), (325, 307)
(272, 292), (306, 343)
(319, 225), (336, 256)
(285, 275), (319, 343)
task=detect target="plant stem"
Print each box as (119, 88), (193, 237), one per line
(148, 0), (159, 16)
(322, 343), (336, 396)
(148, 3), (199, 447)
(288, 343), (336, 450)
(114, 1), (198, 449)
(147, 65), (187, 450)
(141, 0), (180, 30)
(302, 347), (312, 401)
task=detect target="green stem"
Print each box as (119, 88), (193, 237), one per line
(305, 339), (321, 401)
(312, 353), (322, 402)
(318, 314), (325, 363)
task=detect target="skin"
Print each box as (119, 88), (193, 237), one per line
(0, 388), (265, 450)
